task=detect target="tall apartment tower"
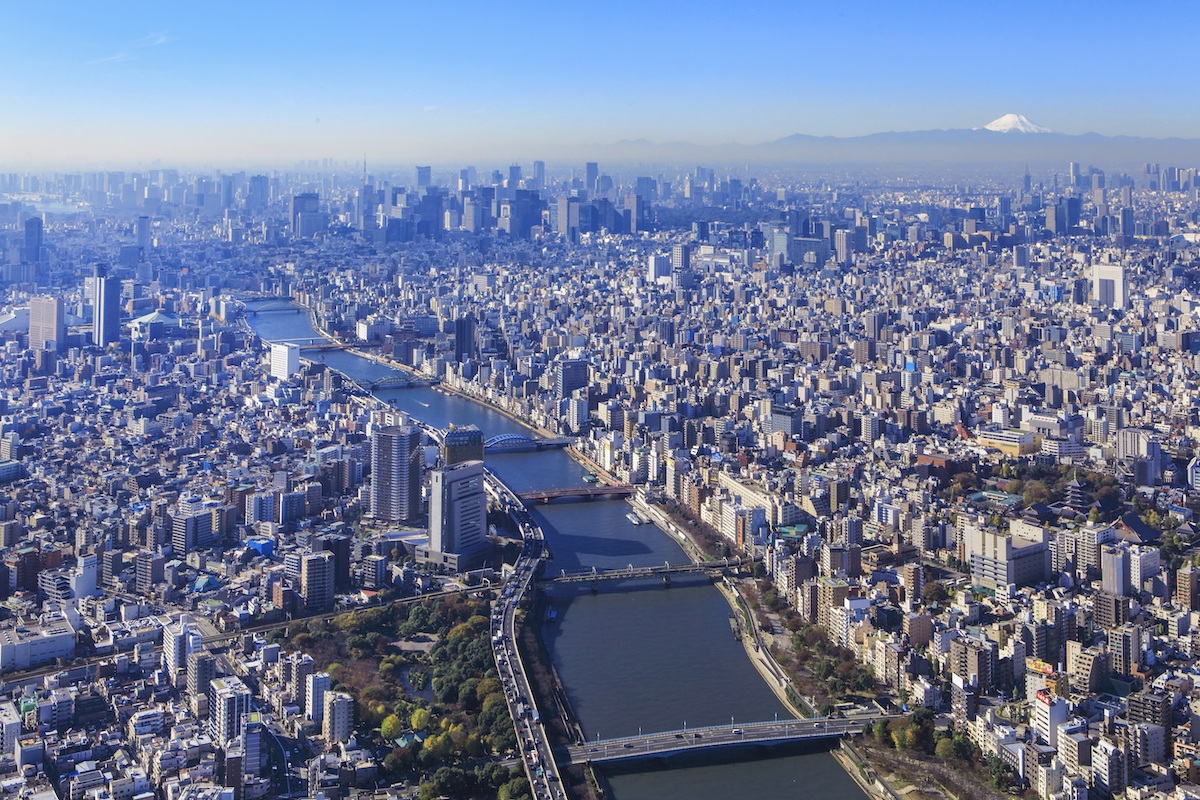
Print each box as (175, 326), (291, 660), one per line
(93, 265), (121, 347)
(300, 551), (334, 612)
(29, 295), (65, 353)
(323, 692), (354, 744)
(370, 425), (422, 522)
(429, 460), (487, 557)
(209, 676), (252, 745)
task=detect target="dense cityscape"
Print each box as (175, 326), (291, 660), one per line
(0, 142), (1198, 800)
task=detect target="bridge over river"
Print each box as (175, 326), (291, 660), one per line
(543, 557), (760, 584)
(517, 484), (634, 503)
(559, 715), (891, 766)
(484, 434), (573, 453)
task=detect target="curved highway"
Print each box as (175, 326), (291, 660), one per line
(486, 472), (566, 800)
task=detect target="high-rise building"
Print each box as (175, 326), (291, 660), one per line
(188, 650), (215, 704)
(416, 166), (432, 190)
(247, 175), (269, 211)
(1127, 689), (1171, 763)
(29, 296), (65, 353)
(363, 554), (388, 589)
(93, 265), (121, 347)
(0, 703), (19, 759)
(1092, 262), (1127, 310)
(209, 676), (252, 745)
(135, 550), (164, 595)
(585, 162), (598, 194)
(429, 460), (487, 558)
(443, 425), (484, 465)
(323, 691), (353, 745)
(270, 342), (300, 381)
(454, 315), (476, 363)
(556, 359), (589, 399)
(22, 218), (42, 264)
(291, 193), (322, 238)
(300, 551), (334, 612)
(136, 215), (151, 254)
(671, 242), (691, 271)
(370, 425), (422, 522)
(316, 533), (351, 590)
(306, 672), (331, 722)
(241, 712), (263, 778)
(1100, 544), (1131, 596)
(172, 510), (214, 555)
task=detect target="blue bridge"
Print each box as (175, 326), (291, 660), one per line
(484, 434), (572, 453)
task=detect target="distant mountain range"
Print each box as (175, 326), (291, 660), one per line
(589, 115), (1199, 172)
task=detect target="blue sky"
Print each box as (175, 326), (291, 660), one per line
(1, 0), (1197, 167)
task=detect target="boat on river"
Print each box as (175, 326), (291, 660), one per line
(626, 512), (645, 525)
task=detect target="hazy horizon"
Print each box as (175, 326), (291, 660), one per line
(3, 1), (1200, 169)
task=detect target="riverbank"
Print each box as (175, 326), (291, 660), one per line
(438, 382), (556, 439)
(832, 741), (897, 800)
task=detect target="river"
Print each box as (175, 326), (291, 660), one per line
(246, 302), (866, 800)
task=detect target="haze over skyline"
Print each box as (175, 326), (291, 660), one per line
(3, 0), (1199, 168)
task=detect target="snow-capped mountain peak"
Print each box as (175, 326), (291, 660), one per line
(980, 113), (1050, 134)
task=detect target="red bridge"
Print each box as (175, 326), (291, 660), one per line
(517, 485), (635, 504)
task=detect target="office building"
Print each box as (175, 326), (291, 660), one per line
(556, 359), (589, 399)
(270, 342), (300, 381)
(1093, 261), (1127, 310)
(323, 691), (353, 744)
(29, 296), (65, 353)
(93, 265), (121, 347)
(428, 460), (487, 560)
(454, 315), (476, 363)
(416, 166), (431, 190)
(291, 193), (324, 238)
(247, 175), (269, 210)
(370, 425), (422, 522)
(22, 218), (42, 264)
(1033, 689), (1068, 749)
(136, 215), (151, 254)
(443, 425), (484, 465)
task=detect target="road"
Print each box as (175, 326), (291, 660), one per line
(562, 715), (892, 765)
(485, 472), (567, 800)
